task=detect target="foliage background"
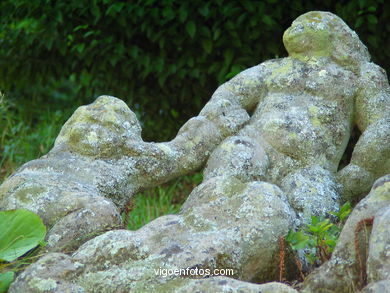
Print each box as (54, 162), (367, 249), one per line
(0, 0), (389, 179)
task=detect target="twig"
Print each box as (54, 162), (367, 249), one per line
(279, 236), (285, 282)
(293, 255), (305, 281)
(354, 217), (374, 289)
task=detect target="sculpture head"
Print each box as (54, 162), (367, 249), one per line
(55, 95), (142, 157)
(283, 11), (370, 68)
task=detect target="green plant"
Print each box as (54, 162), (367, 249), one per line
(286, 202), (352, 265)
(0, 209), (47, 293)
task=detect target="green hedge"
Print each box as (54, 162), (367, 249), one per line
(0, 0), (388, 140)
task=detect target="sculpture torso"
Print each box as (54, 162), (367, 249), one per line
(248, 57), (358, 179)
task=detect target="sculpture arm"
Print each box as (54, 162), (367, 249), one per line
(338, 62), (390, 201)
(130, 64), (269, 186)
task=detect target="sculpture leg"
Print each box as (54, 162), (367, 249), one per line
(338, 118), (390, 202)
(281, 165), (341, 226)
(203, 135), (269, 183)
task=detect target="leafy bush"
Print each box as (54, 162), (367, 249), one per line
(0, 0), (388, 141)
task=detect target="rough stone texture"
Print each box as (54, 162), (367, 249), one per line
(8, 177), (296, 292)
(170, 278), (298, 293)
(361, 279), (390, 293)
(2, 10), (390, 293)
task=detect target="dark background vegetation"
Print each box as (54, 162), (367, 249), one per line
(0, 0), (389, 181)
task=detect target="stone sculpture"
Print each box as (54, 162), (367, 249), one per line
(1, 11), (390, 292)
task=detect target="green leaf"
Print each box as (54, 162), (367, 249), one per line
(325, 239), (337, 250)
(75, 43), (85, 54)
(179, 8), (188, 23)
(0, 209), (46, 262)
(355, 17), (364, 28)
(306, 252), (317, 264)
(286, 230), (310, 250)
(213, 28), (221, 40)
(310, 215), (320, 225)
(199, 5), (210, 17)
(91, 4), (101, 23)
(186, 21), (196, 38)
(0, 271), (14, 293)
(308, 224), (320, 233)
(155, 58), (164, 73)
(225, 64), (243, 80)
(106, 3), (125, 16)
(130, 46), (139, 58)
(200, 26), (211, 38)
(163, 7), (175, 20)
(242, 1), (255, 12)
(262, 15), (274, 26)
(340, 202), (351, 214)
(358, 0), (366, 9)
(224, 49), (234, 66)
(170, 109), (179, 118)
(73, 24), (89, 32)
(202, 39), (212, 54)
(367, 15), (378, 24)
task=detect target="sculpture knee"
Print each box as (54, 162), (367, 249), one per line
(281, 165), (340, 226)
(337, 163), (374, 203)
(203, 136), (269, 182)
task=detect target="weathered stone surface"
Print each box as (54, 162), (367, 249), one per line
(170, 278), (298, 293)
(361, 279), (390, 293)
(2, 10), (390, 293)
(9, 176), (295, 292)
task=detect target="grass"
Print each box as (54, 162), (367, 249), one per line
(0, 93), (72, 181)
(124, 172), (202, 230)
(0, 92), (202, 230)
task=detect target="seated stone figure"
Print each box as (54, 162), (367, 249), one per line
(2, 11), (390, 292)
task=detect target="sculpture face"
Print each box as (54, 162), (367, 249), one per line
(283, 11), (370, 67)
(283, 12), (333, 58)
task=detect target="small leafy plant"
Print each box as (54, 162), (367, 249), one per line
(0, 209), (47, 293)
(286, 202), (351, 266)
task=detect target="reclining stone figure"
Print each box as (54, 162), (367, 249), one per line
(1, 11), (390, 292)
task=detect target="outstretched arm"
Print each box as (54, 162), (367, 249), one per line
(161, 64), (268, 168)
(122, 64), (269, 188)
(338, 62), (390, 201)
